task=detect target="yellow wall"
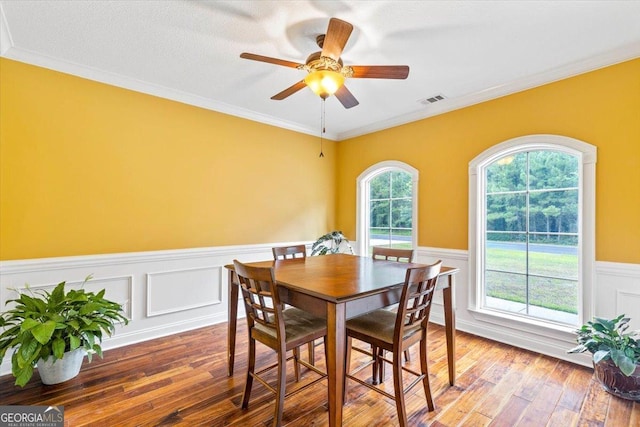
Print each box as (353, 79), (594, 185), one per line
(0, 59), (337, 260)
(2, 58), (639, 263)
(336, 58), (640, 264)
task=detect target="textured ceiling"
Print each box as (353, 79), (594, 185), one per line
(2, 1), (639, 140)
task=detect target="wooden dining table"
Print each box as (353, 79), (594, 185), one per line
(225, 253), (459, 427)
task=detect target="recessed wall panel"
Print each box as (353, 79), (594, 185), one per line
(147, 266), (221, 317)
(616, 290), (640, 330)
(12, 275), (133, 319)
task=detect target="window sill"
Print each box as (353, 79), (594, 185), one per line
(468, 306), (577, 341)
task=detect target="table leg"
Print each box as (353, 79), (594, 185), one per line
(228, 270), (239, 376)
(326, 302), (346, 427)
(443, 274), (456, 385)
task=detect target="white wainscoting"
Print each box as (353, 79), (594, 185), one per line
(0, 242), (302, 376)
(1, 244), (639, 376)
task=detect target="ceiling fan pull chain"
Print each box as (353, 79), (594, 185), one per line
(319, 99), (326, 158)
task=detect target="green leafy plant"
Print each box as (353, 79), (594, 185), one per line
(0, 275), (128, 386)
(568, 314), (640, 376)
(311, 231), (354, 256)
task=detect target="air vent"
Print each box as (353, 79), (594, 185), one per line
(418, 94), (446, 105)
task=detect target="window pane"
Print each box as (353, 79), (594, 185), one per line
(390, 171), (412, 198)
(371, 227), (390, 238)
(529, 234), (578, 246)
(487, 193), (526, 232)
(486, 237), (527, 274)
(370, 200), (389, 228)
(528, 248), (578, 280)
(486, 152), (527, 192)
(486, 232), (527, 243)
(529, 151), (578, 190)
(370, 172), (390, 199)
(528, 277), (578, 324)
(390, 228), (412, 249)
(485, 271), (526, 312)
(529, 190), (578, 234)
(391, 199), (412, 228)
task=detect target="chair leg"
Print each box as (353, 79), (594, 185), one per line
(344, 336), (352, 404)
(324, 336), (329, 366)
(293, 347), (301, 382)
(273, 346), (287, 427)
(392, 350), (408, 427)
(378, 348), (386, 384)
(404, 349), (411, 362)
(308, 341), (315, 365)
(419, 339), (435, 411)
(242, 336), (256, 409)
(371, 345), (379, 385)
(345, 337), (353, 375)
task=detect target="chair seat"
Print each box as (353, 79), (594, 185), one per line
(254, 308), (326, 347)
(346, 309), (421, 346)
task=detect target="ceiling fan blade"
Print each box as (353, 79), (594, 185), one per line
(240, 52), (303, 69)
(335, 85), (359, 109)
(321, 18), (353, 61)
(271, 80), (307, 100)
(350, 65), (410, 79)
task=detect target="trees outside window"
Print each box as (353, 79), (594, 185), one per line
(485, 151), (579, 324)
(369, 170), (413, 251)
(357, 161), (417, 256)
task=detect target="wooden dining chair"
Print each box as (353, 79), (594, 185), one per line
(272, 244), (307, 260)
(272, 245), (323, 365)
(345, 261), (442, 426)
(233, 260), (327, 427)
(370, 246), (415, 381)
(372, 246), (414, 262)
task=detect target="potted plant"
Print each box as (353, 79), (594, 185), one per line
(311, 230), (354, 255)
(0, 275), (128, 386)
(568, 314), (640, 401)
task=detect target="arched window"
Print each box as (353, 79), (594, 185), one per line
(357, 161), (418, 256)
(469, 135), (596, 329)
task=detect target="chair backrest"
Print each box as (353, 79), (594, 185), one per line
(272, 244), (307, 260)
(395, 260), (442, 341)
(233, 260), (284, 341)
(372, 246), (414, 263)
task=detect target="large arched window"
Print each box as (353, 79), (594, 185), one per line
(357, 161), (418, 256)
(469, 135), (596, 329)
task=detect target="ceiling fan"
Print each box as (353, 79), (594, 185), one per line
(240, 18), (409, 109)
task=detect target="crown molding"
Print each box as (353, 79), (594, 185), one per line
(1, 23), (638, 142)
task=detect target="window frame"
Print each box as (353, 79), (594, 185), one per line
(356, 161), (418, 256)
(469, 135), (596, 332)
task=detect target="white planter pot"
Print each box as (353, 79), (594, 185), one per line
(37, 348), (86, 385)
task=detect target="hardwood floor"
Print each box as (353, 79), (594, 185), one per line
(1, 322), (638, 426)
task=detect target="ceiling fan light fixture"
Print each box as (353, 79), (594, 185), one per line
(304, 70), (345, 99)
